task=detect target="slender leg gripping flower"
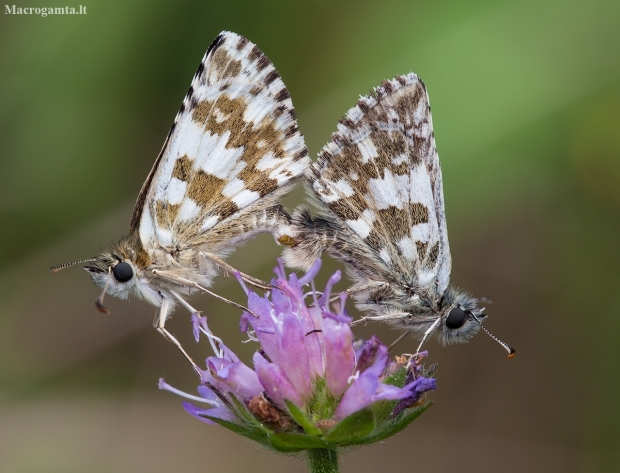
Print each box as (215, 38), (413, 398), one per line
(160, 259), (436, 473)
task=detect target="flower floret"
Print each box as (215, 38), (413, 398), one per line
(161, 259), (436, 451)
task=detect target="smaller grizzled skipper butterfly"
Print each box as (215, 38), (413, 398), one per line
(52, 32), (310, 369)
(283, 73), (514, 357)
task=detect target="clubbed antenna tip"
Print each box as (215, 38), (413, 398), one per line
(480, 324), (515, 359)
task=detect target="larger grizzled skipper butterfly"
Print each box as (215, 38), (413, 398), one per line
(52, 32), (310, 368)
(283, 74), (513, 357)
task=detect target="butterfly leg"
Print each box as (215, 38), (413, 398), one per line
(152, 269), (259, 318)
(414, 317), (442, 355)
(349, 311), (411, 326)
(154, 297), (201, 375)
(199, 252), (272, 291)
(388, 331), (409, 352)
(329, 280), (389, 303)
(170, 289), (201, 315)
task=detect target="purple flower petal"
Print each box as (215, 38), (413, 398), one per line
(160, 379), (235, 425)
(323, 304), (352, 324)
(193, 315), (239, 362)
(203, 357), (263, 400)
(197, 385), (220, 402)
(334, 370), (416, 420)
(276, 270), (306, 305)
(392, 377), (437, 416)
(298, 258), (322, 286)
(246, 291), (275, 329)
(334, 341), (397, 420)
(296, 305), (324, 379)
(273, 258), (287, 281)
(318, 269), (341, 307)
(183, 401), (236, 425)
(244, 292), (279, 358)
(233, 271), (250, 295)
(355, 336), (384, 374)
(323, 316), (355, 399)
(271, 287), (293, 319)
(239, 314), (249, 333)
(363, 343), (388, 378)
(253, 352), (303, 410)
(334, 370), (378, 420)
(275, 309), (313, 399)
(405, 377), (436, 401)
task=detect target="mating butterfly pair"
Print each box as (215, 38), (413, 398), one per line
(52, 31), (513, 367)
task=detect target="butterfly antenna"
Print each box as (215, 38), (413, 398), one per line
(95, 267), (112, 314)
(50, 258), (97, 274)
(472, 314), (515, 358)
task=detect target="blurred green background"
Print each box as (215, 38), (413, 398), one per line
(1, 0), (619, 471)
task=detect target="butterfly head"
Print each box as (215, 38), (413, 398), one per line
(81, 242), (162, 312)
(435, 287), (487, 344)
(436, 287), (514, 357)
(84, 252), (137, 302)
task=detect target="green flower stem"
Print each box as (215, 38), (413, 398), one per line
(307, 449), (339, 473)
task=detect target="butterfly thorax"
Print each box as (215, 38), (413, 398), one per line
(351, 268), (439, 310)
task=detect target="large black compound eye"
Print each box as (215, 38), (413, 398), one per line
(112, 262), (133, 282)
(446, 307), (467, 329)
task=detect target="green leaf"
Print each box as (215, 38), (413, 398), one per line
(351, 401), (433, 446)
(370, 398), (398, 422)
(200, 415), (272, 447)
(325, 409), (376, 444)
(285, 400), (322, 436)
(382, 366), (407, 387)
(270, 433), (333, 452)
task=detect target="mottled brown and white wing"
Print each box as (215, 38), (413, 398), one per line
(289, 74), (451, 299)
(131, 31), (309, 254)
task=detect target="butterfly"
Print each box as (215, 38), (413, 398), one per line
(283, 73), (514, 357)
(52, 31), (310, 368)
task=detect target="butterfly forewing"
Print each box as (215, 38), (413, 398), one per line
(133, 32), (309, 254)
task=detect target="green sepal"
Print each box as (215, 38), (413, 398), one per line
(197, 395), (275, 447)
(199, 414), (272, 447)
(350, 401), (433, 446)
(285, 400), (322, 436)
(227, 396), (271, 432)
(325, 408), (376, 444)
(382, 365), (407, 387)
(270, 432), (333, 452)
